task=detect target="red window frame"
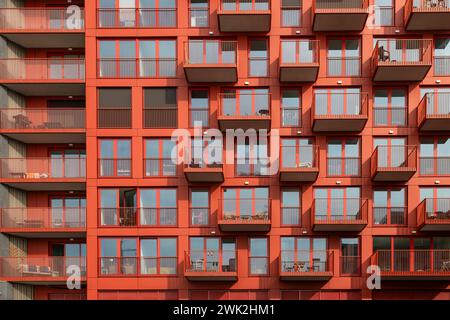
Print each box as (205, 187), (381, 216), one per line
(340, 237), (361, 276)
(280, 0), (302, 27)
(188, 237), (237, 272)
(98, 138), (132, 178)
(234, 138), (269, 177)
(220, 87), (271, 117)
(248, 38), (269, 78)
(222, 187), (270, 219)
(280, 87), (301, 128)
(314, 87), (362, 115)
(189, 188), (210, 227)
(326, 37), (361, 77)
(419, 136), (450, 176)
(48, 147), (86, 178)
(373, 187), (407, 226)
(280, 137), (315, 169)
(280, 237), (328, 269)
(248, 237), (269, 276)
(280, 188), (301, 226)
(326, 137), (361, 177)
(314, 187), (362, 220)
(189, 0), (210, 28)
(143, 138), (177, 177)
(373, 87), (407, 127)
(189, 88), (210, 128)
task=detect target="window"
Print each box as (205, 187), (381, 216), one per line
(314, 88), (362, 116)
(373, 0), (394, 27)
(420, 87), (450, 116)
(373, 188), (406, 225)
(314, 187), (362, 221)
(373, 88), (407, 127)
(222, 188), (269, 220)
(51, 242), (86, 276)
(143, 88), (177, 128)
(221, 0), (269, 11)
(249, 238), (268, 275)
(190, 0), (209, 27)
(373, 137), (407, 168)
(98, 139), (131, 177)
(248, 39), (268, 77)
(50, 196), (86, 228)
(420, 187), (450, 220)
(235, 139), (269, 176)
(327, 38), (360, 77)
(281, 138), (314, 169)
(48, 53), (85, 80)
(434, 38), (450, 76)
(281, 89), (301, 127)
(281, 0), (301, 27)
(280, 238), (327, 272)
(281, 189), (301, 226)
(99, 188), (137, 226)
(144, 139), (176, 177)
(98, 88), (132, 128)
(281, 39), (316, 64)
(190, 89), (209, 127)
(420, 137), (450, 175)
(221, 88), (270, 116)
(340, 238), (360, 276)
(187, 39), (236, 64)
(140, 238), (177, 275)
(189, 137), (223, 167)
(140, 188), (177, 226)
(327, 138), (360, 176)
(190, 189), (209, 226)
(100, 238), (137, 275)
(49, 149), (86, 178)
(188, 238), (236, 272)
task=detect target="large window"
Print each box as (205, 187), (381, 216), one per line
(327, 38), (360, 77)
(222, 187), (269, 221)
(49, 149), (86, 178)
(143, 88), (177, 128)
(235, 139), (268, 176)
(280, 238), (327, 272)
(281, 89), (301, 127)
(281, 138), (314, 169)
(190, 89), (209, 127)
(190, 189), (209, 226)
(280, 39), (316, 64)
(221, 88), (270, 116)
(373, 188), (406, 225)
(373, 0), (394, 27)
(188, 238), (236, 272)
(189, 0), (209, 27)
(373, 137), (407, 168)
(420, 137), (450, 175)
(434, 38), (450, 76)
(281, 0), (301, 27)
(281, 189), (301, 226)
(139, 188), (177, 226)
(314, 88), (362, 116)
(249, 238), (268, 275)
(373, 88), (407, 127)
(98, 88), (132, 128)
(314, 187), (362, 221)
(50, 196), (86, 228)
(100, 238), (137, 275)
(98, 139), (131, 177)
(99, 188), (137, 226)
(327, 138), (360, 176)
(140, 238), (177, 275)
(420, 187), (450, 220)
(248, 39), (268, 77)
(144, 139), (176, 177)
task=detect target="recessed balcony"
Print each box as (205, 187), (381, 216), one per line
(371, 249), (450, 280)
(97, 58), (176, 79)
(218, 198), (271, 232)
(404, 0), (450, 30)
(418, 92), (450, 131)
(312, 0), (369, 32)
(184, 162), (224, 183)
(184, 40), (238, 83)
(184, 250), (237, 281)
(371, 145), (417, 182)
(279, 145), (319, 182)
(372, 39), (432, 82)
(280, 250), (334, 281)
(98, 207), (177, 227)
(217, 0), (271, 32)
(279, 40), (319, 83)
(97, 8), (177, 28)
(417, 198), (450, 231)
(311, 198), (368, 232)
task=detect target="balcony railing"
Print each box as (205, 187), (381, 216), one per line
(191, 207), (209, 225)
(99, 256), (177, 276)
(143, 108), (177, 128)
(0, 207), (86, 230)
(417, 198), (450, 230)
(280, 250), (333, 274)
(185, 40), (237, 65)
(373, 207), (407, 225)
(314, 0), (369, 10)
(0, 58), (85, 80)
(221, 198), (270, 221)
(404, 0), (450, 30)
(434, 56), (450, 76)
(97, 8), (177, 28)
(312, 198), (369, 226)
(373, 106), (407, 127)
(185, 250), (237, 273)
(418, 92), (450, 131)
(99, 207), (177, 227)
(340, 256), (361, 275)
(98, 159), (132, 177)
(97, 108), (131, 128)
(0, 157), (86, 179)
(0, 256), (86, 279)
(371, 145), (417, 181)
(219, 0), (270, 12)
(327, 157), (360, 176)
(420, 157), (450, 175)
(97, 58), (176, 78)
(313, 92), (368, 117)
(218, 92), (271, 118)
(0, 7), (85, 30)
(281, 145), (319, 169)
(0, 108), (85, 130)
(281, 207), (301, 225)
(144, 158), (176, 177)
(327, 57), (361, 77)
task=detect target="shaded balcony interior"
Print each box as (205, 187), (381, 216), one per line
(279, 250), (333, 281)
(217, 0), (271, 32)
(404, 0), (450, 31)
(184, 164), (224, 183)
(372, 39), (432, 82)
(218, 197), (271, 232)
(312, 0), (369, 32)
(279, 40), (319, 83)
(418, 92), (450, 131)
(371, 145), (417, 182)
(184, 250), (238, 281)
(417, 198), (450, 231)
(279, 143), (319, 182)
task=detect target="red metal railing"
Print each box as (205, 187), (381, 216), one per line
(0, 256), (86, 279)
(0, 157), (86, 179)
(417, 198), (450, 226)
(0, 58), (85, 80)
(418, 92), (450, 127)
(220, 198), (271, 222)
(97, 58), (176, 78)
(97, 109), (131, 128)
(219, 0), (271, 12)
(327, 56), (361, 77)
(218, 92), (271, 117)
(184, 40), (237, 65)
(327, 157), (360, 176)
(371, 145), (417, 175)
(97, 8), (176, 28)
(405, 0), (450, 25)
(313, 92), (368, 118)
(312, 198), (369, 224)
(190, 207), (210, 226)
(98, 207), (177, 227)
(99, 256), (177, 276)
(143, 108), (177, 128)
(0, 207), (86, 229)
(340, 256), (361, 275)
(373, 206), (407, 225)
(0, 7), (85, 30)
(98, 158), (132, 177)
(434, 56), (450, 76)
(185, 250), (237, 273)
(280, 250), (333, 274)
(373, 105), (407, 127)
(280, 39), (319, 65)
(144, 158), (177, 176)
(280, 145), (319, 170)
(0, 108), (85, 129)
(281, 206), (301, 225)
(313, 0), (369, 10)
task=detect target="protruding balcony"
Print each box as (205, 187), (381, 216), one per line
(280, 250), (334, 281)
(98, 207), (177, 227)
(184, 250), (237, 281)
(371, 145), (417, 182)
(218, 198), (271, 232)
(184, 162), (224, 183)
(312, 0), (369, 32)
(312, 92), (368, 132)
(404, 0), (450, 31)
(279, 145), (319, 182)
(0, 207), (86, 238)
(312, 198), (368, 232)
(97, 8), (177, 28)
(0, 256), (86, 284)
(418, 92), (450, 131)
(0, 7), (85, 48)
(371, 250), (450, 280)
(217, 0), (271, 32)
(184, 40), (237, 83)
(279, 40), (319, 82)
(417, 198), (450, 231)
(372, 39), (432, 82)
(0, 157), (86, 191)
(217, 92), (271, 131)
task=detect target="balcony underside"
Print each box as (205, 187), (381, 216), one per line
(184, 272), (238, 281)
(218, 117), (271, 131)
(313, 222), (367, 232)
(312, 117), (367, 132)
(406, 12), (450, 31)
(218, 13), (271, 32)
(279, 65), (319, 82)
(218, 220), (271, 232)
(0, 132), (86, 144)
(418, 221), (450, 232)
(313, 11), (368, 31)
(1, 32), (85, 48)
(184, 65), (237, 83)
(0, 277), (87, 285)
(279, 168), (319, 182)
(372, 168), (416, 182)
(1, 181), (86, 191)
(0, 229), (86, 238)
(280, 272), (333, 281)
(372, 65), (431, 82)
(184, 167), (224, 183)
(380, 273), (450, 281)
(1, 83), (85, 96)
(419, 117), (450, 131)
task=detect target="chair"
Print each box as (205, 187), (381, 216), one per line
(378, 46), (390, 62)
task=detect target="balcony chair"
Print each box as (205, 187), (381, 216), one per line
(378, 46), (390, 62)
(13, 114), (32, 128)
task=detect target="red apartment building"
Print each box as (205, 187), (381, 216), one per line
(0, 0), (450, 300)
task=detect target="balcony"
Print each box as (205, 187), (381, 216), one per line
(184, 162), (224, 183)
(279, 40), (319, 83)
(312, 0), (369, 31)
(217, 0), (271, 32)
(184, 251), (237, 281)
(0, 256), (86, 284)
(404, 0), (450, 30)
(418, 92), (450, 131)
(217, 92), (271, 131)
(312, 92), (368, 132)
(279, 146), (319, 182)
(97, 58), (176, 78)
(371, 250), (450, 280)
(327, 157), (360, 176)
(0, 157), (85, 191)
(371, 39), (432, 82)
(0, 7), (85, 48)
(420, 156), (450, 176)
(280, 251), (334, 281)
(183, 40), (238, 83)
(98, 207), (177, 227)
(0, 58), (85, 96)
(417, 198), (450, 231)
(371, 146), (417, 182)
(99, 257), (177, 276)
(218, 198), (271, 232)
(97, 8), (177, 28)
(0, 108), (85, 144)
(311, 198), (368, 232)
(98, 159), (132, 177)
(0, 207), (86, 238)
